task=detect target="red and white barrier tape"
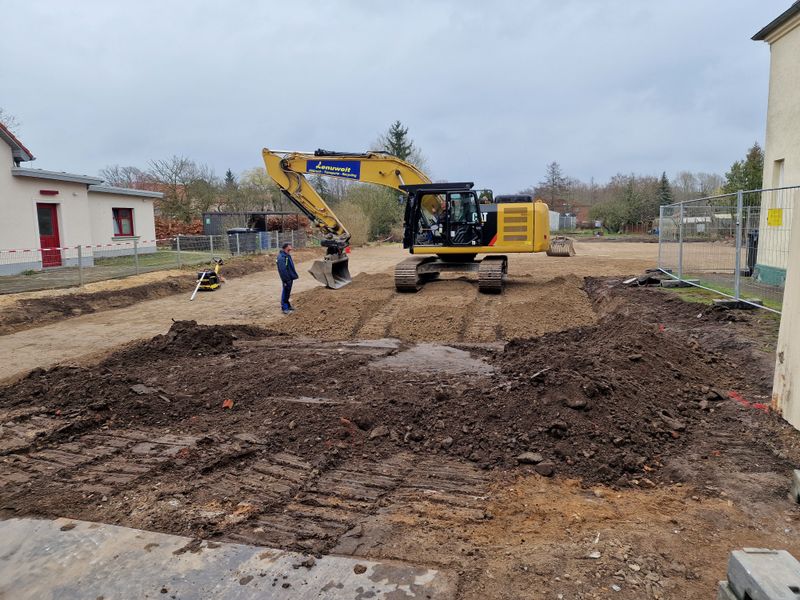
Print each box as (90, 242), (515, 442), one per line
(1, 240), (160, 253)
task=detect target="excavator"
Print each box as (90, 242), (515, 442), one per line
(261, 148), (574, 294)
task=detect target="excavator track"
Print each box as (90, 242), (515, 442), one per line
(478, 255), (507, 294)
(394, 256), (437, 293)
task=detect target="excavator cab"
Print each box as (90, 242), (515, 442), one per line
(402, 183), (482, 249)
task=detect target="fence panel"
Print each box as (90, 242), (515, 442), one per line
(0, 230), (311, 295)
(658, 186), (799, 313)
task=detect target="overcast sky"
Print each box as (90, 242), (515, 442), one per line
(0, 1), (788, 193)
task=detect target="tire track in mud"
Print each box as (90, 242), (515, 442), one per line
(463, 294), (502, 342)
(225, 452), (493, 557)
(271, 273), (596, 344)
(356, 296), (404, 339)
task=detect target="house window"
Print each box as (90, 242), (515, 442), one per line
(773, 159), (785, 188)
(113, 208), (134, 236)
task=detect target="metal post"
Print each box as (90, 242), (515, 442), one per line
(657, 205), (663, 270)
(209, 234), (214, 259)
(133, 238), (140, 275)
(678, 202), (684, 280)
(734, 189), (743, 301)
(236, 233), (241, 256)
(77, 245), (84, 287)
(176, 235), (182, 267)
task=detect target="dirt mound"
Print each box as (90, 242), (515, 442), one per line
(2, 278), (797, 600)
(0, 281), (788, 489)
(270, 272), (596, 342)
(137, 320), (273, 356)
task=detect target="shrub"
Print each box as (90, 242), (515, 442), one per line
(335, 201), (370, 246)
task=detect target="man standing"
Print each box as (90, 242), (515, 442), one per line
(277, 242), (298, 314)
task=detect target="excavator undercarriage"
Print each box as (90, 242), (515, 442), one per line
(394, 255), (508, 294)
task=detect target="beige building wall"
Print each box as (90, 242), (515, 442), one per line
(763, 9), (800, 428)
(761, 19), (800, 189)
(87, 192), (157, 250)
(0, 144), (93, 252)
(0, 142), (39, 250)
(755, 13), (800, 276)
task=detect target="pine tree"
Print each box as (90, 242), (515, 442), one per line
(723, 142), (764, 193)
(537, 162), (570, 212)
(224, 169), (237, 189)
(657, 171), (673, 205)
(379, 121), (414, 161)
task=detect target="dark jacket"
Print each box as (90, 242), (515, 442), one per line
(277, 250), (298, 282)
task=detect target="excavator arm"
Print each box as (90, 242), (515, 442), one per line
(262, 148), (431, 288)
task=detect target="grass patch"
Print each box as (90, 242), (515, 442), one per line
(658, 280), (783, 313)
(94, 250), (211, 268)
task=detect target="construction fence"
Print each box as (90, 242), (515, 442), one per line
(658, 185), (798, 313)
(0, 230), (313, 295)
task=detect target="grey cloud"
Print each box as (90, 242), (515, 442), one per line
(0, 0), (785, 192)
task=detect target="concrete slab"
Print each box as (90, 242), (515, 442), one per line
(717, 581), (738, 600)
(372, 343), (494, 375)
(0, 517), (457, 599)
(792, 470), (800, 503)
(660, 278), (700, 288)
(726, 548), (800, 600)
(713, 298), (764, 310)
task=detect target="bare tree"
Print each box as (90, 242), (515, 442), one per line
(147, 156), (219, 222)
(99, 165), (150, 189)
(0, 108), (21, 133)
(234, 167), (282, 212)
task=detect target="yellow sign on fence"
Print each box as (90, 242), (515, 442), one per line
(768, 208), (784, 227)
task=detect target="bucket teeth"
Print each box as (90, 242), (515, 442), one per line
(309, 256), (352, 289)
(546, 236), (576, 257)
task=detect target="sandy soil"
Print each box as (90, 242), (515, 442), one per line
(0, 242), (656, 382)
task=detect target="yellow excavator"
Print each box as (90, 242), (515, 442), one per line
(262, 148), (574, 293)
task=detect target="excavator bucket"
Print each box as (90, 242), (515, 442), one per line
(308, 256), (352, 289)
(546, 236), (576, 257)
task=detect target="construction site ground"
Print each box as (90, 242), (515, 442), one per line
(2, 241), (799, 599)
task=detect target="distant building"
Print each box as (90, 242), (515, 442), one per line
(752, 3), (800, 286)
(0, 122), (162, 274)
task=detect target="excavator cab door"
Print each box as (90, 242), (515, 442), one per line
(445, 192), (482, 246)
(402, 192), (417, 249)
(408, 192), (447, 248)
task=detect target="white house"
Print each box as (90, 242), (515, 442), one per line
(751, 3), (800, 287)
(754, 3), (800, 430)
(0, 122), (162, 275)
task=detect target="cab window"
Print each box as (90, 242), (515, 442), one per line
(449, 193), (479, 224)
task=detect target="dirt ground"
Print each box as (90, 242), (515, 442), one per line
(0, 248), (323, 336)
(0, 242), (655, 382)
(2, 240), (799, 599)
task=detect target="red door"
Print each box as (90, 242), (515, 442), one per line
(36, 203), (62, 267)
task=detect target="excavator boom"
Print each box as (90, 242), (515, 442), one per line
(262, 148), (430, 288)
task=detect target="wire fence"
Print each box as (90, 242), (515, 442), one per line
(658, 186), (798, 313)
(0, 230), (313, 295)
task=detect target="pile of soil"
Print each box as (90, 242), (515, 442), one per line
(1, 279), (791, 488)
(269, 272), (597, 342)
(114, 320), (279, 358)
